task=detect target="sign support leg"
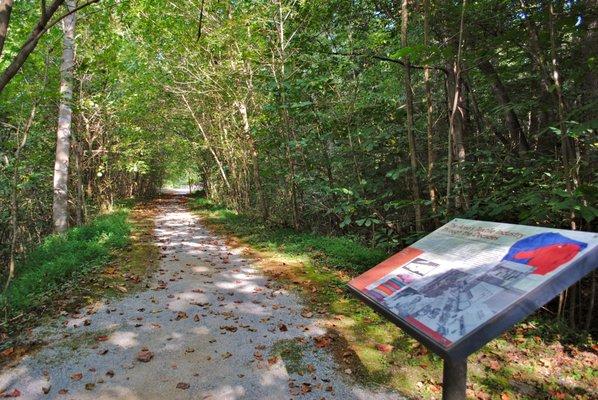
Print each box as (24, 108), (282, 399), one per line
(442, 357), (467, 400)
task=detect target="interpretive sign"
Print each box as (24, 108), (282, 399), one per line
(349, 219), (598, 363)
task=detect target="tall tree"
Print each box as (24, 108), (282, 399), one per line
(401, 0), (422, 232)
(52, 0), (76, 233)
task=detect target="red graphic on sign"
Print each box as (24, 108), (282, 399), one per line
(514, 243), (583, 275)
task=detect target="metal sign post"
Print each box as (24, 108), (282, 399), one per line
(442, 358), (467, 400)
(348, 219), (597, 399)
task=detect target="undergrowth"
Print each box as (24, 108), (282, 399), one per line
(190, 197), (387, 273)
(1, 210), (131, 321)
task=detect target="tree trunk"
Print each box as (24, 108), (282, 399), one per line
(477, 59), (530, 153)
(0, 0), (13, 56)
(549, 2), (579, 231)
(5, 104), (36, 289)
(446, 0), (468, 215)
(237, 100), (268, 222)
(73, 139), (85, 225)
(401, 0), (422, 232)
(52, 0), (76, 233)
(423, 0), (437, 223)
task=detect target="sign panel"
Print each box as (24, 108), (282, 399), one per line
(349, 219), (598, 360)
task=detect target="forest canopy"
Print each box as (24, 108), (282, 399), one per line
(0, 0), (596, 331)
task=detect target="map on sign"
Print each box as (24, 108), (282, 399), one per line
(349, 219), (598, 350)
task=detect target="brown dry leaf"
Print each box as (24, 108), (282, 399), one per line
(96, 335), (109, 342)
(278, 323), (288, 332)
(175, 311), (188, 320)
(41, 386), (51, 395)
(375, 343), (393, 353)
(70, 372), (83, 381)
(267, 356), (278, 365)
(475, 390), (491, 400)
(501, 393), (510, 400)
(222, 352), (232, 359)
(488, 359), (501, 371)
(57, 389), (68, 395)
(300, 310), (313, 318)
(193, 314), (200, 322)
(0, 389), (21, 398)
(220, 325), (238, 333)
(306, 364), (316, 373)
(115, 285), (128, 293)
(314, 335), (332, 348)
(84, 383), (95, 391)
(0, 347), (14, 358)
(176, 382), (190, 390)
(137, 348), (154, 362)
(300, 383), (312, 394)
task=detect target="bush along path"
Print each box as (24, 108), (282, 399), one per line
(0, 195), (399, 400)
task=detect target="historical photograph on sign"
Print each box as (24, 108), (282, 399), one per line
(349, 219), (598, 349)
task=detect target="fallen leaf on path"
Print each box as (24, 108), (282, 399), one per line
(268, 356), (278, 365)
(106, 370), (115, 377)
(176, 382), (190, 390)
(42, 386), (51, 395)
(0, 389), (20, 398)
(220, 325), (238, 332)
(96, 335), (109, 342)
(137, 348), (154, 362)
(57, 389), (68, 395)
(84, 383), (95, 391)
(300, 310), (313, 318)
(175, 311), (188, 320)
(70, 372), (83, 381)
(278, 323), (288, 332)
(300, 383), (312, 394)
(314, 335), (332, 348)
(222, 352), (232, 359)
(1, 347), (14, 357)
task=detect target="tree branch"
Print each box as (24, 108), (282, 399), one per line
(0, 0), (100, 94)
(323, 50), (448, 74)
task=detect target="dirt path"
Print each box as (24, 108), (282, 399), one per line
(1, 196), (400, 399)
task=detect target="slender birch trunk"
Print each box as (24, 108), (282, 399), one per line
(52, 0), (76, 233)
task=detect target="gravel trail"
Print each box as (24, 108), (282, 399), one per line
(0, 196), (400, 400)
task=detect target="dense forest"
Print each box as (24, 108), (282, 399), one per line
(1, 0), (596, 335)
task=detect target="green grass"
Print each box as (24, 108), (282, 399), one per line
(189, 197), (387, 273)
(1, 210), (131, 320)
